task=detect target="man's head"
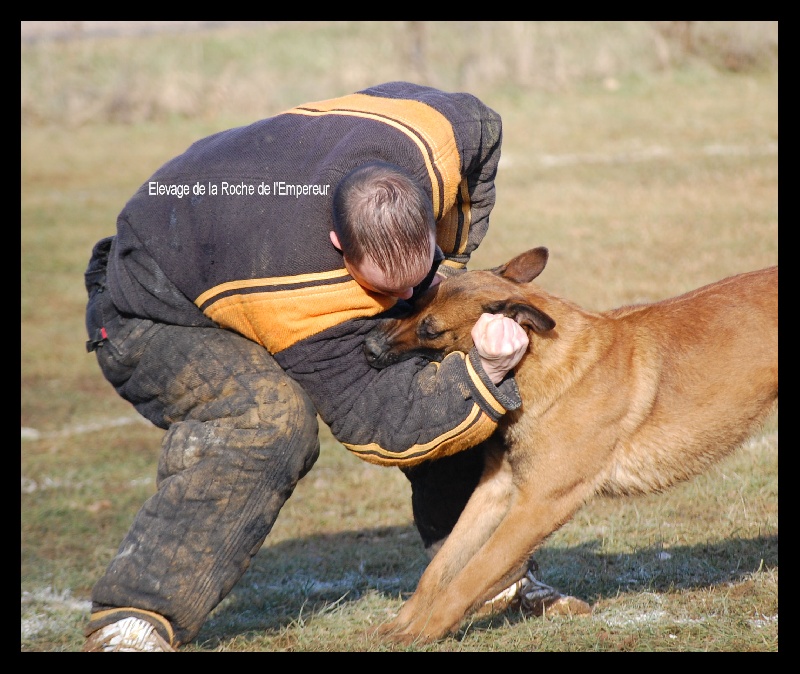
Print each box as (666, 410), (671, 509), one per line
(331, 161), (436, 300)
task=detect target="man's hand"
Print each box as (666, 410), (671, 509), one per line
(471, 313), (529, 384)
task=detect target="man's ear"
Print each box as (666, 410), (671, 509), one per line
(329, 231), (342, 251)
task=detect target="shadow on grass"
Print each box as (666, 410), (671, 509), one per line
(196, 525), (777, 646)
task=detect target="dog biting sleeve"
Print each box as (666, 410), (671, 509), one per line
(275, 318), (521, 468)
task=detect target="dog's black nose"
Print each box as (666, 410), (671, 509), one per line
(363, 335), (383, 365)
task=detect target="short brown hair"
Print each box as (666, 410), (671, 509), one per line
(332, 162), (435, 284)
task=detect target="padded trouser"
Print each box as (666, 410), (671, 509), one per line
(84, 247), (320, 646)
(83, 238), (487, 645)
(402, 442), (486, 552)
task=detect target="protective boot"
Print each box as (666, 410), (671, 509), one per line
(84, 617), (176, 652)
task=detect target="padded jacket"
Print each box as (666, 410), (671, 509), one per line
(105, 81), (521, 467)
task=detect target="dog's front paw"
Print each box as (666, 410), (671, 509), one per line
(386, 629), (420, 646)
(383, 625), (434, 646)
(376, 622), (418, 646)
(376, 619), (401, 638)
(376, 617), (440, 646)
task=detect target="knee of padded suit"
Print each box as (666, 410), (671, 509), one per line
(158, 363), (321, 483)
(258, 371), (321, 480)
(236, 355), (321, 479)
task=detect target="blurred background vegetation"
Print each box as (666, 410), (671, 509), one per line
(22, 21), (778, 127)
(21, 21), (778, 651)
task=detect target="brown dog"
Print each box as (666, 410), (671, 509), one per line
(365, 247), (778, 645)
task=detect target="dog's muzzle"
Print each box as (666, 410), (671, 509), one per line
(364, 331), (395, 369)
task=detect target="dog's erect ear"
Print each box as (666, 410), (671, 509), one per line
(491, 247), (549, 284)
(507, 301), (556, 333)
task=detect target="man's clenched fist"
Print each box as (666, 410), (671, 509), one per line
(471, 313), (529, 384)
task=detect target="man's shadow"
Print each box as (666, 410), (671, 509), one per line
(195, 526), (777, 646)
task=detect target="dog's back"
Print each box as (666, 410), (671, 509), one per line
(567, 266), (778, 496)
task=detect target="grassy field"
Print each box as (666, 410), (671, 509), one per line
(21, 21), (778, 651)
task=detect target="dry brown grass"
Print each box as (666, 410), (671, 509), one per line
(21, 21), (777, 651)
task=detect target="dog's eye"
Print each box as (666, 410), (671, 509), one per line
(419, 318), (443, 341)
